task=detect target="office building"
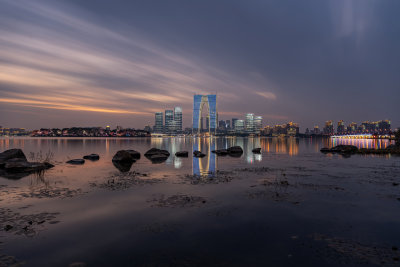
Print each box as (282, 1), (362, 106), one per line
(174, 107), (183, 132)
(245, 113), (255, 134)
(154, 112), (164, 133)
(192, 94), (217, 134)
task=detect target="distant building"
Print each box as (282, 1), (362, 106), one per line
(313, 125), (320, 135)
(165, 110), (174, 134)
(323, 120), (334, 135)
(245, 113), (255, 134)
(254, 116), (262, 134)
(225, 120), (231, 129)
(174, 107), (183, 132)
(154, 112), (163, 133)
(337, 120), (346, 135)
(192, 94), (217, 134)
(234, 119), (245, 133)
(347, 122), (357, 134)
(232, 118), (238, 129)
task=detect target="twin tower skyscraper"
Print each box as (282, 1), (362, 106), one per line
(153, 94), (217, 134)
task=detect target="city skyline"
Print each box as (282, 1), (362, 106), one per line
(1, 0), (399, 130)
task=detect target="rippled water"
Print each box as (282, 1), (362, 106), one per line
(0, 137), (399, 266)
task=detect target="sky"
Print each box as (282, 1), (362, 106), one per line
(0, 0), (399, 130)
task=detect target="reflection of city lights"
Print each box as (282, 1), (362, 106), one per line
(255, 154), (262, 161)
(174, 157), (182, 169)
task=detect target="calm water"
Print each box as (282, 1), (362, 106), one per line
(0, 137), (399, 266)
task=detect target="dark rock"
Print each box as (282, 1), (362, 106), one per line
(125, 150), (141, 159)
(227, 146), (243, 157)
(212, 149), (228, 156)
(193, 151), (206, 158)
(145, 148), (170, 157)
(112, 150), (136, 163)
(175, 151), (189, 157)
(320, 145), (358, 154)
(0, 149), (27, 164)
(252, 148), (262, 153)
(66, 159), (85, 165)
(3, 158), (54, 173)
(112, 161), (133, 172)
(4, 225), (13, 231)
(149, 154), (168, 163)
(227, 146), (243, 154)
(83, 154), (100, 160)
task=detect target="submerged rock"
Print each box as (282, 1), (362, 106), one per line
(145, 148), (170, 157)
(112, 161), (133, 172)
(193, 151), (206, 158)
(175, 151), (189, 157)
(66, 159), (85, 165)
(212, 149), (228, 156)
(149, 154), (168, 163)
(252, 148), (262, 153)
(125, 150), (141, 159)
(83, 154), (100, 160)
(0, 149), (54, 178)
(227, 146), (243, 157)
(320, 145), (358, 154)
(112, 150), (136, 163)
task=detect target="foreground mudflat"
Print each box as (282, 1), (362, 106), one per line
(0, 137), (399, 266)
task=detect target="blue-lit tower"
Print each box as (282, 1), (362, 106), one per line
(192, 94), (217, 134)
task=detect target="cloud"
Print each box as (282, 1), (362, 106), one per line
(254, 91), (277, 100)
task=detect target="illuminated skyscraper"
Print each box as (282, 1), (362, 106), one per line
(254, 116), (262, 134)
(174, 107), (182, 132)
(192, 94), (217, 134)
(165, 110), (174, 134)
(154, 112), (163, 133)
(245, 113), (255, 134)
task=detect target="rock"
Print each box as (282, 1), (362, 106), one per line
(83, 154), (100, 160)
(3, 158), (54, 173)
(145, 148), (170, 157)
(193, 151), (206, 158)
(112, 150), (136, 163)
(66, 159), (85, 165)
(112, 161), (133, 172)
(320, 147), (331, 153)
(212, 149), (228, 156)
(320, 145), (358, 154)
(252, 148), (262, 153)
(227, 146), (243, 157)
(0, 148), (27, 162)
(125, 150), (141, 159)
(175, 151), (189, 157)
(149, 154), (168, 163)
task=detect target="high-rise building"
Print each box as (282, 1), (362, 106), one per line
(245, 113), (255, 134)
(347, 122), (357, 134)
(165, 110), (174, 134)
(154, 112), (164, 133)
(174, 107), (182, 132)
(254, 116), (262, 134)
(323, 120), (334, 135)
(232, 118), (238, 129)
(193, 94), (217, 134)
(337, 120), (346, 135)
(225, 120), (231, 129)
(234, 120), (245, 133)
(313, 125), (320, 135)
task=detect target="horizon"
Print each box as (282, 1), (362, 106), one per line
(1, 0), (399, 130)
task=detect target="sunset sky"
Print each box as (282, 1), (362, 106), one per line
(1, 0), (399, 130)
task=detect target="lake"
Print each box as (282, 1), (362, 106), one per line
(1, 137), (399, 266)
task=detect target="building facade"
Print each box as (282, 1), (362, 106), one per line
(154, 112), (164, 133)
(192, 94), (217, 134)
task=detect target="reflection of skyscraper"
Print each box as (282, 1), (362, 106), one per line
(192, 137), (216, 176)
(154, 112), (163, 133)
(193, 95), (217, 134)
(174, 107), (182, 132)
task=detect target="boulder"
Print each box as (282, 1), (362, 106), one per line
(175, 151), (189, 157)
(83, 154), (100, 160)
(320, 147), (331, 153)
(112, 161), (133, 172)
(212, 149), (228, 156)
(193, 151), (206, 158)
(320, 145), (358, 154)
(0, 149), (27, 164)
(252, 148), (262, 153)
(227, 146), (243, 157)
(66, 159), (85, 165)
(4, 159), (54, 173)
(112, 150), (136, 163)
(125, 150), (141, 159)
(149, 154), (168, 163)
(145, 148), (170, 157)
